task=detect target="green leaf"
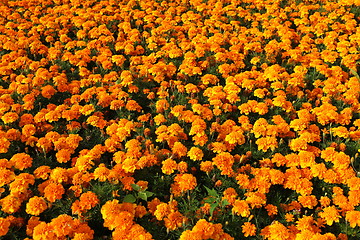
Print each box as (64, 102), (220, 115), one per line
(204, 186), (218, 197)
(350, 69), (360, 80)
(209, 203), (218, 216)
(222, 199), (230, 206)
(123, 194), (136, 203)
(131, 184), (142, 192)
(138, 192), (147, 201)
(204, 196), (217, 204)
(138, 191), (154, 201)
(144, 191), (154, 198)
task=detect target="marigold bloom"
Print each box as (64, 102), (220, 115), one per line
(174, 173), (197, 193)
(154, 203), (170, 221)
(0, 168), (15, 187)
(1, 111), (18, 124)
(265, 204), (278, 216)
(0, 194), (22, 214)
(263, 221), (290, 240)
(345, 210), (360, 228)
(26, 196), (48, 216)
(41, 85), (56, 99)
(256, 136), (278, 152)
(0, 137), (11, 153)
(10, 153), (33, 170)
(94, 164), (110, 181)
(187, 147), (204, 161)
(242, 222), (256, 237)
(232, 200), (250, 217)
(200, 161), (214, 173)
(319, 206), (341, 226)
(212, 152), (234, 176)
(79, 191), (99, 211)
(22, 124), (36, 137)
(55, 149), (72, 163)
(172, 142), (188, 158)
(298, 195), (318, 209)
(0, 217), (10, 236)
(26, 216), (42, 236)
(161, 158), (177, 175)
(43, 182), (65, 203)
(34, 166), (52, 180)
(50, 167), (69, 184)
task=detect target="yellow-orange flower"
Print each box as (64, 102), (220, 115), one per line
(242, 222), (256, 237)
(26, 196), (48, 216)
(10, 153), (33, 170)
(0, 217), (11, 236)
(319, 206), (341, 226)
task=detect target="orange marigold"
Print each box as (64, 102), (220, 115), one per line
(0, 217), (10, 236)
(1, 112), (18, 124)
(319, 206), (341, 226)
(161, 158), (177, 175)
(43, 183), (65, 203)
(174, 173), (197, 193)
(172, 142), (188, 158)
(26, 196), (48, 216)
(232, 200), (250, 217)
(10, 153), (33, 170)
(242, 222), (256, 237)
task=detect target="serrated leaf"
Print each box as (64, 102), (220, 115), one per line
(138, 191), (148, 201)
(123, 194), (136, 203)
(131, 184), (142, 192)
(204, 197), (217, 204)
(144, 191), (154, 198)
(222, 199), (230, 206)
(210, 203), (218, 216)
(204, 186), (218, 197)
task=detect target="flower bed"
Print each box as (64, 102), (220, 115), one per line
(1, 0), (360, 239)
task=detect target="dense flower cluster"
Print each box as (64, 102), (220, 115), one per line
(1, 0), (360, 239)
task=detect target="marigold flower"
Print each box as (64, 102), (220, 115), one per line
(200, 161), (214, 173)
(94, 164), (110, 181)
(34, 166), (52, 180)
(80, 104), (95, 116)
(174, 173), (197, 193)
(232, 200), (250, 217)
(0, 217), (10, 236)
(43, 182), (65, 203)
(0, 137), (10, 153)
(26, 216), (42, 236)
(187, 147), (204, 161)
(172, 142), (188, 158)
(262, 221), (290, 240)
(50, 167), (69, 184)
(212, 152), (234, 176)
(55, 149), (72, 163)
(154, 203), (170, 221)
(319, 206), (341, 226)
(265, 204), (278, 216)
(22, 124), (36, 137)
(26, 196), (48, 216)
(1, 111), (18, 124)
(10, 153), (33, 170)
(345, 210), (360, 228)
(0, 194), (22, 214)
(153, 114), (167, 125)
(0, 168), (15, 187)
(41, 85), (56, 99)
(242, 222), (256, 237)
(298, 195), (318, 209)
(256, 136), (278, 152)
(161, 158), (177, 175)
